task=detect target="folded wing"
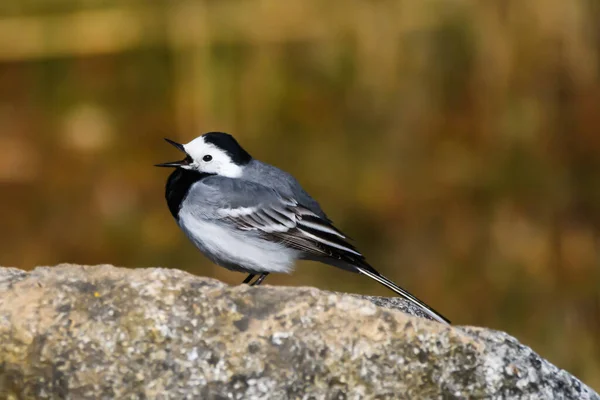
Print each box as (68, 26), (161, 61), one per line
(215, 192), (365, 263)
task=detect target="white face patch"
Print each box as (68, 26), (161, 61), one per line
(182, 136), (243, 178)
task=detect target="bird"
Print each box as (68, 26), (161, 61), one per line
(156, 132), (450, 324)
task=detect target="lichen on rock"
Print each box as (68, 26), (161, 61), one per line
(0, 264), (597, 399)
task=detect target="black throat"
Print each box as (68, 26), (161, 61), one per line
(165, 168), (213, 219)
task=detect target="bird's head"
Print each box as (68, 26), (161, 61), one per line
(155, 132), (252, 177)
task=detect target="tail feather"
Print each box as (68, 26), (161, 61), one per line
(356, 266), (451, 325)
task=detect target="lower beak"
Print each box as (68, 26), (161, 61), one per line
(155, 138), (188, 168)
(155, 161), (185, 168)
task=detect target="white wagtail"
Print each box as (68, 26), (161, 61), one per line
(156, 132), (450, 324)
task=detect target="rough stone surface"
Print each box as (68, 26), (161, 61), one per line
(0, 264), (597, 399)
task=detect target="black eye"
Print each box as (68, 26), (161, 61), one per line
(203, 155), (213, 162)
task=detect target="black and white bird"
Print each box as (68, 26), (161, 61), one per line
(156, 132), (450, 324)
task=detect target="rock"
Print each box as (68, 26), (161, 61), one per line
(0, 264), (597, 399)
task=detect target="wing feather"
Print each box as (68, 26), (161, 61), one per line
(216, 201), (363, 262)
(297, 214), (346, 238)
(199, 176), (363, 264)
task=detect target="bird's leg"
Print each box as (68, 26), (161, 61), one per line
(242, 274), (256, 284)
(250, 273), (269, 286)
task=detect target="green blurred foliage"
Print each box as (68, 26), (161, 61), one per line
(1, 0), (600, 390)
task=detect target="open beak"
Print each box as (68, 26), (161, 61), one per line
(155, 138), (190, 168)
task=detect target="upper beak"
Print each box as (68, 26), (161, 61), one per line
(155, 138), (189, 168)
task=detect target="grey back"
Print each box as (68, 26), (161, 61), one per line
(242, 160), (328, 219)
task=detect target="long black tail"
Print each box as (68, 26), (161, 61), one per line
(356, 266), (451, 325)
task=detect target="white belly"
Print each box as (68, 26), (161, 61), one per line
(178, 210), (298, 273)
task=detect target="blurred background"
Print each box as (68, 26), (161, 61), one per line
(1, 0), (600, 389)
